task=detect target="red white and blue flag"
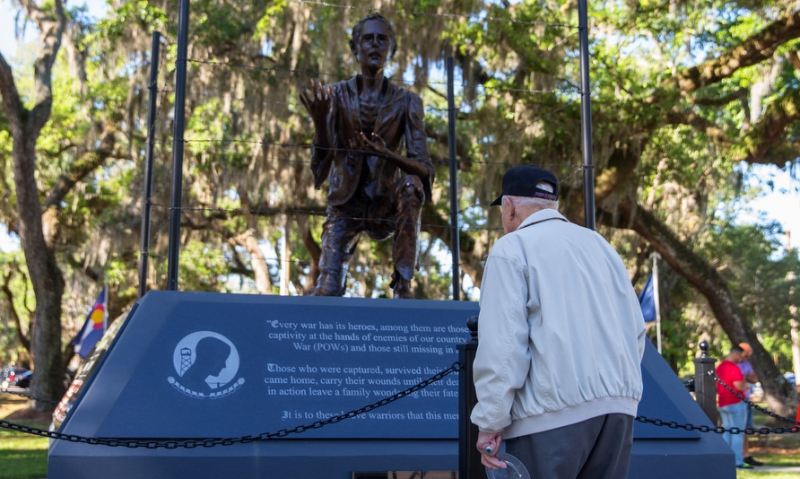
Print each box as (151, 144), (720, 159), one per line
(73, 286), (107, 358)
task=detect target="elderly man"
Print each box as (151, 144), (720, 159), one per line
(300, 13), (434, 298)
(471, 165), (646, 479)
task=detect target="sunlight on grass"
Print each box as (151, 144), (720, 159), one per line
(0, 434), (48, 479)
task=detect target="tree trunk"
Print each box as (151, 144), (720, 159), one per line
(790, 280), (799, 392)
(236, 188), (272, 294)
(0, 0), (68, 411)
(296, 216), (321, 295)
(11, 123), (66, 410)
(600, 200), (797, 417)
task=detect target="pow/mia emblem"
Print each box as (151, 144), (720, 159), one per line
(168, 331), (244, 399)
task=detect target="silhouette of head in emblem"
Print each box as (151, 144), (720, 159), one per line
(180, 337), (231, 392)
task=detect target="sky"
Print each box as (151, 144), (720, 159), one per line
(0, 1), (798, 257)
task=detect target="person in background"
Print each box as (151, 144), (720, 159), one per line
(737, 342), (762, 466)
(716, 344), (749, 469)
(471, 165), (646, 479)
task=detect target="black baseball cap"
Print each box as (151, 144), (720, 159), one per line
(490, 165), (559, 206)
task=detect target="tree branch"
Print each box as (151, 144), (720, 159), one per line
(0, 52), (25, 135)
(789, 51), (800, 71)
(692, 88), (749, 107)
(732, 86), (800, 164)
(599, 199), (797, 415)
(44, 127), (117, 209)
(23, 0), (67, 135)
(677, 10), (800, 92)
(2, 269), (31, 352)
(664, 109), (731, 146)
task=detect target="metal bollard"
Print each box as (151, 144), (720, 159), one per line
(693, 341), (719, 425)
(458, 315), (486, 479)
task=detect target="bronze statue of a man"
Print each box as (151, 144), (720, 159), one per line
(300, 14), (434, 299)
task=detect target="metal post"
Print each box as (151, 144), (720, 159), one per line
(166, 0), (190, 290)
(458, 315), (485, 479)
(138, 31), (161, 299)
(578, 0), (596, 230)
(693, 341), (719, 425)
(653, 253), (662, 354)
(447, 57), (461, 300)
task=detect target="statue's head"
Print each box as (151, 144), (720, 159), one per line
(349, 13), (398, 67)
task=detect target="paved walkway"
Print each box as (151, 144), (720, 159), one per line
(752, 466), (800, 472)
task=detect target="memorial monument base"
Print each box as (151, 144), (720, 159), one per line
(49, 292), (734, 478)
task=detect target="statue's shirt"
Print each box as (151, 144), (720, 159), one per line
(359, 92), (380, 136)
(357, 79), (384, 187)
(310, 75), (434, 206)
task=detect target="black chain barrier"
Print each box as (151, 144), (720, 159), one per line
(634, 416), (800, 436)
(0, 362), (461, 448)
(6, 363), (800, 445)
(709, 370), (800, 426)
(0, 388), (60, 405)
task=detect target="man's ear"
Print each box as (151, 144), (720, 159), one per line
(503, 196), (515, 218)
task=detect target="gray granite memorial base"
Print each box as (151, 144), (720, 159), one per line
(49, 292), (734, 478)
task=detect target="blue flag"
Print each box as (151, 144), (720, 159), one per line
(73, 286), (107, 358)
(638, 273), (656, 322)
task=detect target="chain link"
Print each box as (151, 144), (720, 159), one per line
(709, 371), (800, 426)
(0, 388), (60, 405)
(635, 415), (800, 436)
(8, 364), (800, 445)
(0, 362), (462, 448)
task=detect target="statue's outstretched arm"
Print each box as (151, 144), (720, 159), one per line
(300, 80), (337, 188)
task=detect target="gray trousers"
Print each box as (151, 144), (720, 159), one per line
(505, 413), (634, 479)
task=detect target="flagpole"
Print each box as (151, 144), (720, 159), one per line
(653, 253), (662, 354)
(103, 278), (108, 331)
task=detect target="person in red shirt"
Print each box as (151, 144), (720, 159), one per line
(716, 345), (748, 468)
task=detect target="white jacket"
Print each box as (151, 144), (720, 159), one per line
(470, 209), (646, 438)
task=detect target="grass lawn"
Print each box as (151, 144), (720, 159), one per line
(735, 405), (800, 478)
(1, 394), (49, 479)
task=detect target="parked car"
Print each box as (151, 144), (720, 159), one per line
(14, 370), (32, 388)
(1, 367), (31, 389)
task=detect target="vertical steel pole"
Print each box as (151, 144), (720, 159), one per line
(653, 253), (662, 354)
(578, 0), (596, 230)
(138, 31), (161, 299)
(458, 316), (484, 479)
(447, 57), (461, 300)
(167, 0), (190, 290)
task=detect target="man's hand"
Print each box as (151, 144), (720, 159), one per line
(299, 79), (335, 129)
(476, 431), (506, 470)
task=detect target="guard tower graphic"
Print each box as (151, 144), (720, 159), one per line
(179, 347), (192, 376)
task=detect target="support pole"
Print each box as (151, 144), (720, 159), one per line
(138, 31), (161, 300)
(447, 57), (461, 300)
(166, 0), (190, 290)
(693, 341), (719, 425)
(458, 316), (484, 479)
(653, 253), (662, 354)
(578, 0), (596, 230)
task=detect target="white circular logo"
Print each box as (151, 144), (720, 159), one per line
(168, 331), (244, 399)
